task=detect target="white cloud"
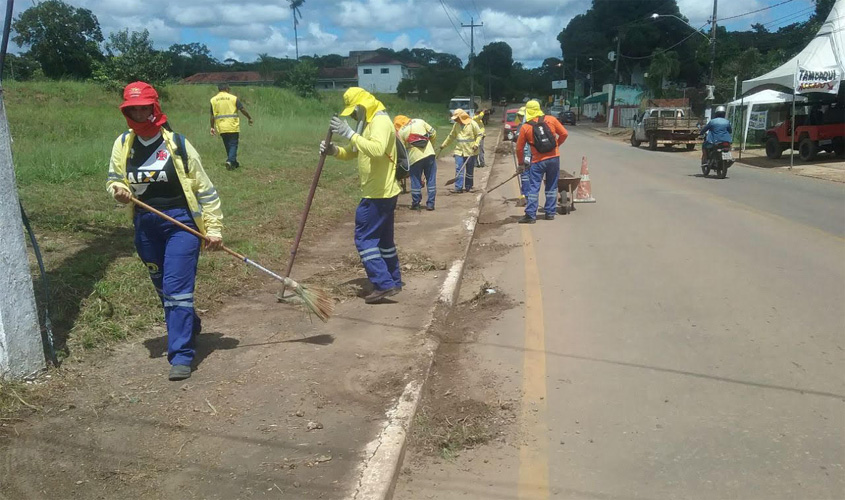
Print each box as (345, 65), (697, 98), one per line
(13, 0), (790, 68)
(391, 33), (411, 51)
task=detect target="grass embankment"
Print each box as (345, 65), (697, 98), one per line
(7, 81), (451, 355)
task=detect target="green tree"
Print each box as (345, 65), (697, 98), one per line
(313, 54), (344, 68)
(474, 41), (514, 99)
(645, 50), (681, 97)
(168, 43), (221, 78)
(1, 52), (41, 81)
(92, 29), (171, 92)
(12, 0), (103, 79)
(279, 60), (318, 98)
(257, 53), (275, 80)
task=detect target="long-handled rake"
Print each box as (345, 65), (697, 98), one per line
(130, 197), (333, 322)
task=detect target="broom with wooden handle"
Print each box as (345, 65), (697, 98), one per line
(130, 197), (333, 322)
(280, 125), (333, 300)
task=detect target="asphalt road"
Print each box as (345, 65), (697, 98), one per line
(396, 127), (845, 499)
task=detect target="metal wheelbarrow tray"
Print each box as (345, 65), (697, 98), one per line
(557, 170), (580, 215)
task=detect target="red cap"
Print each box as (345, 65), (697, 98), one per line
(120, 82), (160, 109)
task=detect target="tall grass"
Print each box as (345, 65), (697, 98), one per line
(6, 81), (449, 353)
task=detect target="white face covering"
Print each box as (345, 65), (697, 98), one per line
(351, 105), (366, 153)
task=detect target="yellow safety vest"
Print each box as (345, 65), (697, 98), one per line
(210, 91), (240, 133)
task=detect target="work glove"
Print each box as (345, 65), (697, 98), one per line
(320, 140), (338, 156)
(516, 164), (525, 174)
(330, 116), (355, 140)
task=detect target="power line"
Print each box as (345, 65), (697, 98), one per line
(716, 0), (796, 22)
(439, 0), (471, 48)
(621, 23), (709, 60)
(762, 6), (815, 29)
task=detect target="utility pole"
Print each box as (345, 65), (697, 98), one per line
(608, 34), (621, 130)
(462, 17), (483, 113)
(706, 0), (718, 121)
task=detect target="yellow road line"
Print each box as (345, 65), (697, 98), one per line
(514, 177), (550, 499)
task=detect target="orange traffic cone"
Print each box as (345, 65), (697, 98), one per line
(574, 156), (595, 203)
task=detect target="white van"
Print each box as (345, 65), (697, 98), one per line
(448, 96), (477, 121)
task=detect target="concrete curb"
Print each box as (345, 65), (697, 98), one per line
(349, 134), (503, 500)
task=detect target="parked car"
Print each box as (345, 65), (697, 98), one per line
(548, 105), (565, 116)
(502, 108), (521, 141)
(630, 107), (699, 151)
(764, 104), (844, 160)
(560, 110), (577, 125)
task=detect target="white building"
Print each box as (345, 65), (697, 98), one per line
(357, 55), (418, 94)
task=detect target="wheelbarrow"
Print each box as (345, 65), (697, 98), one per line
(557, 170), (580, 215)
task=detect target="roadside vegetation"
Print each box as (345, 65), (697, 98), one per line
(7, 80), (451, 358)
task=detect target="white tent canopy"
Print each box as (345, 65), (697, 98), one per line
(727, 89), (806, 107)
(741, 0), (845, 94)
(727, 90), (808, 150)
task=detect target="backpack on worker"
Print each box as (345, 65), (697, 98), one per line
(528, 116), (556, 153)
(394, 133), (410, 181)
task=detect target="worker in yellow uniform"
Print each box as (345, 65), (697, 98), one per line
(472, 109), (488, 167)
(394, 115), (437, 211)
(440, 109), (482, 193)
(320, 88), (403, 304)
(209, 83), (253, 170)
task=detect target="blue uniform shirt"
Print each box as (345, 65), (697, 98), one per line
(701, 117), (732, 144)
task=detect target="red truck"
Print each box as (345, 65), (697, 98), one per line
(764, 110), (845, 161)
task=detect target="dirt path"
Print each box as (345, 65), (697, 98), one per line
(0, 134), (500, 499)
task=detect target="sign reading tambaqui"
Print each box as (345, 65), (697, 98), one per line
(795, 67), (841, 94)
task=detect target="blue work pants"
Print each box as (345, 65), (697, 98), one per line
(355, 197), (402, 291)
(520, 149), (531, 197)
(134, 207), (202, 367)
(454, 155), (476, 191)
(220, 132), (240, 166)
(525, 156), (560, 219)
(410, 154), (437, 209)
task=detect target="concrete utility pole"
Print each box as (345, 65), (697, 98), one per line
(706, 0), (718, 121)
(0, 0), (45, 379)
(0, 88), (45, 379)
(462, 17), (483, 113)
(608, 34), (621, 130)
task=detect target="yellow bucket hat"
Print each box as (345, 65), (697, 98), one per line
(525, 100), (544, 121)
(393, 114), (410, 131)
(451, 109), (471, 125)
(339, 87), (386, 122)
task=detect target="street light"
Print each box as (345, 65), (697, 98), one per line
(588, 57), (594, 96)
(650, 13), (709, 40)
(651, 9), (718, 119)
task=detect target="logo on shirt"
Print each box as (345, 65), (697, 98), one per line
(129, 142), (171, 195)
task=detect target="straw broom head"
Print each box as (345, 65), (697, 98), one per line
(280, 278), (334, 322)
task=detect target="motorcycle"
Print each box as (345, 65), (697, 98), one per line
(702, 141), (734, 179)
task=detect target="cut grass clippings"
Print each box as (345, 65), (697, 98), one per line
(7, 81), (453, 357)
(411, 400), (496, 460)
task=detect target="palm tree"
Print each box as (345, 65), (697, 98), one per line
(288, 0), (305, 61)
(646, 50), (680, 98)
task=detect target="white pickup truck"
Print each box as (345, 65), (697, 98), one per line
(630, 107), (700, 151)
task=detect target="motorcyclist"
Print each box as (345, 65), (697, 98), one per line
(700, 105), (732, 166)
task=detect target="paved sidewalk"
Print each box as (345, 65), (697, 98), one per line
(0, 134), (500, 499)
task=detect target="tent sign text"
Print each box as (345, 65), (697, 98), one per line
(795, 67), (841, 94)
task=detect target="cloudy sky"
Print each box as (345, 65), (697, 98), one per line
(12, 0), (817, 67)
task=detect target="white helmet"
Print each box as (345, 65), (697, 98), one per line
(714, 105), (726, 118)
